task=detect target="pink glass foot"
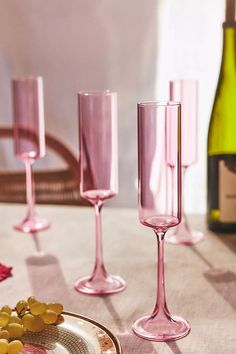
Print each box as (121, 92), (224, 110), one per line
(14, 216), (50, 234)
(165, 217), (204, 246)
(74, 274), (126, 296)
(133, 314), (190, 342)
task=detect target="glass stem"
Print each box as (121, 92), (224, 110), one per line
(152, 231), (169, 317)
(181, 166), (188, 222)
(25, 160), (36, 219)
(93, 201), (107, 278)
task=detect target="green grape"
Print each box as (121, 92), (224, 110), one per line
(41, 310), (57, 325)
(8, 340), (23, 354)
(0, 331), (9, 340)
(29, 302), (47, 316)
(6, 323), (24, 339)
(0, 339), (9, 354)
(27, 296), (37, 306)
(15, 300), (28, 316)
(22, 313), (33, 330)
(22, 314), (45, 333)
(47, 302), (63, 315)
(8, 316), (22, 325)
(0, 312), (10, 327)
(0, 306), (12, 316)
(0, 297), (64, 346)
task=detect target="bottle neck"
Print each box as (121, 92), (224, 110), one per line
(221, 25), (236, 76)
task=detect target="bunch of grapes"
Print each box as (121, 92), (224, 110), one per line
(0, 297), (63, 354)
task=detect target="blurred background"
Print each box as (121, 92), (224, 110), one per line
(0, 0), (225, 212)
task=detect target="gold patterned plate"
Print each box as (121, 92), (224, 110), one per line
(21, 311), (122, 354)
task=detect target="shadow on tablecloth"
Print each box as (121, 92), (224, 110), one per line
(190, 246), (236, 310)
(214, 232), (236, 254)
(25, 234), (75, 308)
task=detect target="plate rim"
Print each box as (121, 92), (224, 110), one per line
(62, 311), (123, 354)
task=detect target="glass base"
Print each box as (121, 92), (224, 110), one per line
(74, 274), (126, 296)
(132, 314), (190, 342)
(14, 216), (50, 234)
(165, 229), (204, 246)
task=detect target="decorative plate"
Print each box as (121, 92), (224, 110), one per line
(21, 311), (122, 354)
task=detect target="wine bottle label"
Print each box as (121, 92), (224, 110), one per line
(219, 159), (236, 222)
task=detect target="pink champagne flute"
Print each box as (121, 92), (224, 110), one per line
(12, 76), (50, 233)
(74, 91), (126, 296)
(166, 80), (204, 245)
(132, 101), (190, 341)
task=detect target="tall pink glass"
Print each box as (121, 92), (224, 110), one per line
(74, 91), (126, 296)
(12, 76), (50, 233)
(166, 80), (204, 245)
(132, 101), (190, 341)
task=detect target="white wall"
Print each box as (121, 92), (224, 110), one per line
(156, 0), (225, 213)
(0, 0), (225, 212)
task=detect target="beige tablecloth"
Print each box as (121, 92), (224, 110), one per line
(1, 203), (236, 354)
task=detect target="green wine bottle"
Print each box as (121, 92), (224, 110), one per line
(207, 0), (236, 232)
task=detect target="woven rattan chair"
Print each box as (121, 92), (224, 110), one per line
(0, 126), (89, 206)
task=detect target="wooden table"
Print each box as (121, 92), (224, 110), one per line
(1, 203), (235, 353)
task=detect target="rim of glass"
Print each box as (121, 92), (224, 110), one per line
(170, 79), (198, 84)
(78, 90), (116, 96)
(12, 76), (42, 82)
(138, 100), (180, 107)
